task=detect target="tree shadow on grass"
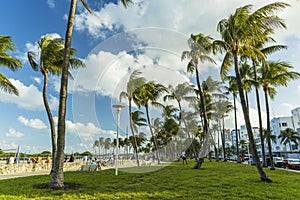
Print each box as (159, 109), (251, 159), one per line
(34, 182), (81, 190)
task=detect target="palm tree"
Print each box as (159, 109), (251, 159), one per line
(226, 77), (239, 162)
(99, 137), (104, 158)
(259, 60), (300, 169)
(93, 140), (100, 157)
(181, 33), (216, 169)
(28, 35), (84, 173)
(132, 110), (147, 133)
(104, 138), (112, 155)
(52, 0), (130, 188)
(215, 2), (289, 182)
(163, 82), (193, 125)
(278, 128), (300, 151)
(134, 81), (167, 164)
(0, 36), (22, 95)
(120, 70), (146, 166)
(243, 27), (288, 168)
(239, 62), (253, 112)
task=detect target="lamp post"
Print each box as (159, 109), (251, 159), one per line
(113, 104), (124, 175)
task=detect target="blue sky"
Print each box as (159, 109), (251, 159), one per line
(1, 0), (300, 154)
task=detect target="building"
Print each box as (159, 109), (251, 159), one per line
(239, 125), (261, 154)
(291, 107), (300, 133)
(270, 116), (295, 152)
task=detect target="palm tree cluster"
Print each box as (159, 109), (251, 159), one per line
(117, 69), (233, 168)
(211, 2), (299, 182)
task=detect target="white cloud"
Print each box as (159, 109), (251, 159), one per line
(0, 79), (59, 111)
(74, 0), (299, 40)
(33, 77), (41, 84)
(18, 116), (47, 129)
(281, 103), (293, 111)
(53, 117), (116, 142)
(5, 128), (24, 138)
(0, 79), (43, 110)
(46, 0), (55, 8)
(224, 100), (267, 130)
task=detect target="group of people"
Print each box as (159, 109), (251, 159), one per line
(27, 155), (51, 164)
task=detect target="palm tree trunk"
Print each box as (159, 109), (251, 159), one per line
(252, 60), (267, 167)
(129, 100), (140, 166)
(193, 67), (208, 169)
(233, 95), (239, 163)
(50, 0), (76, 189)
(233, 49), (271, 182)
(42, 70), (56, 173)
(177, 100), (182, 127)
(221, 118), (227, 161)
(183, 118), (198, 160)
(245, 91), (249, 114)
(264, 87), (275, 170)
(145, 105), (160, 164)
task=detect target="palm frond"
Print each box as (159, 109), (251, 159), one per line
(0, 73), (18, 95)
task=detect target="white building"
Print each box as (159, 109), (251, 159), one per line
(270, 116), (295, 152)
(291, 107), (300, 132)
(239, 125), (261, 154)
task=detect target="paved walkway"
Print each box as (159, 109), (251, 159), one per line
(0, 170), (51, 180)
(0, 162), (140, 180)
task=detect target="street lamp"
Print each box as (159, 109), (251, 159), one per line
(112, 104), (125, 175)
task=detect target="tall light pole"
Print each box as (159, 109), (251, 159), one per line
(113, 104), (124, 175)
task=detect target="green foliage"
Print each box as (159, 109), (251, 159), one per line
(41, 151), (51, 155)
(81, 151), (93, 156)
(1, 161), (300, 199)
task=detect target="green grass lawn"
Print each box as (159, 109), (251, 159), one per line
(0, 160), (299, 199)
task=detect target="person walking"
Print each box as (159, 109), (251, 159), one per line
(181, 151), (187, 164)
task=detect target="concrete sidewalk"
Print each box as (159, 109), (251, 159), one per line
(0, 170), (51, 180)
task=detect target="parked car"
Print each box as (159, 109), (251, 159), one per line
(266, 157), (284, 167)
(283, 158), (300, 169)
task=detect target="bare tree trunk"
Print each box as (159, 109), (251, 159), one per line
(50, 0), (76, 189)
(42, 70), (56, 173)
(252, 60), (267, 167)
(193, 68), (208, 169)
(264, 88), (275, 170)
(145, 105), (160, 164)
(233, 95), (239, 163)
(129, 100), (140, 166)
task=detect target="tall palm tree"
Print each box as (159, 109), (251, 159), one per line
(278, 128), (300, 151)
(28, 35), (85, 173)
(215, 2), (289, 182)
(259, 60), (300, 169)
(243, 28), (288, 168)
(120, 70), (146, 166)
(181, 33), (216, 169)
(52, 0), (130, 188)
(0, 36), (22, 95)
(134, 81), (167, 164)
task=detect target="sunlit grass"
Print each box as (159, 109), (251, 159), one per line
(0, 160), (299, 199)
